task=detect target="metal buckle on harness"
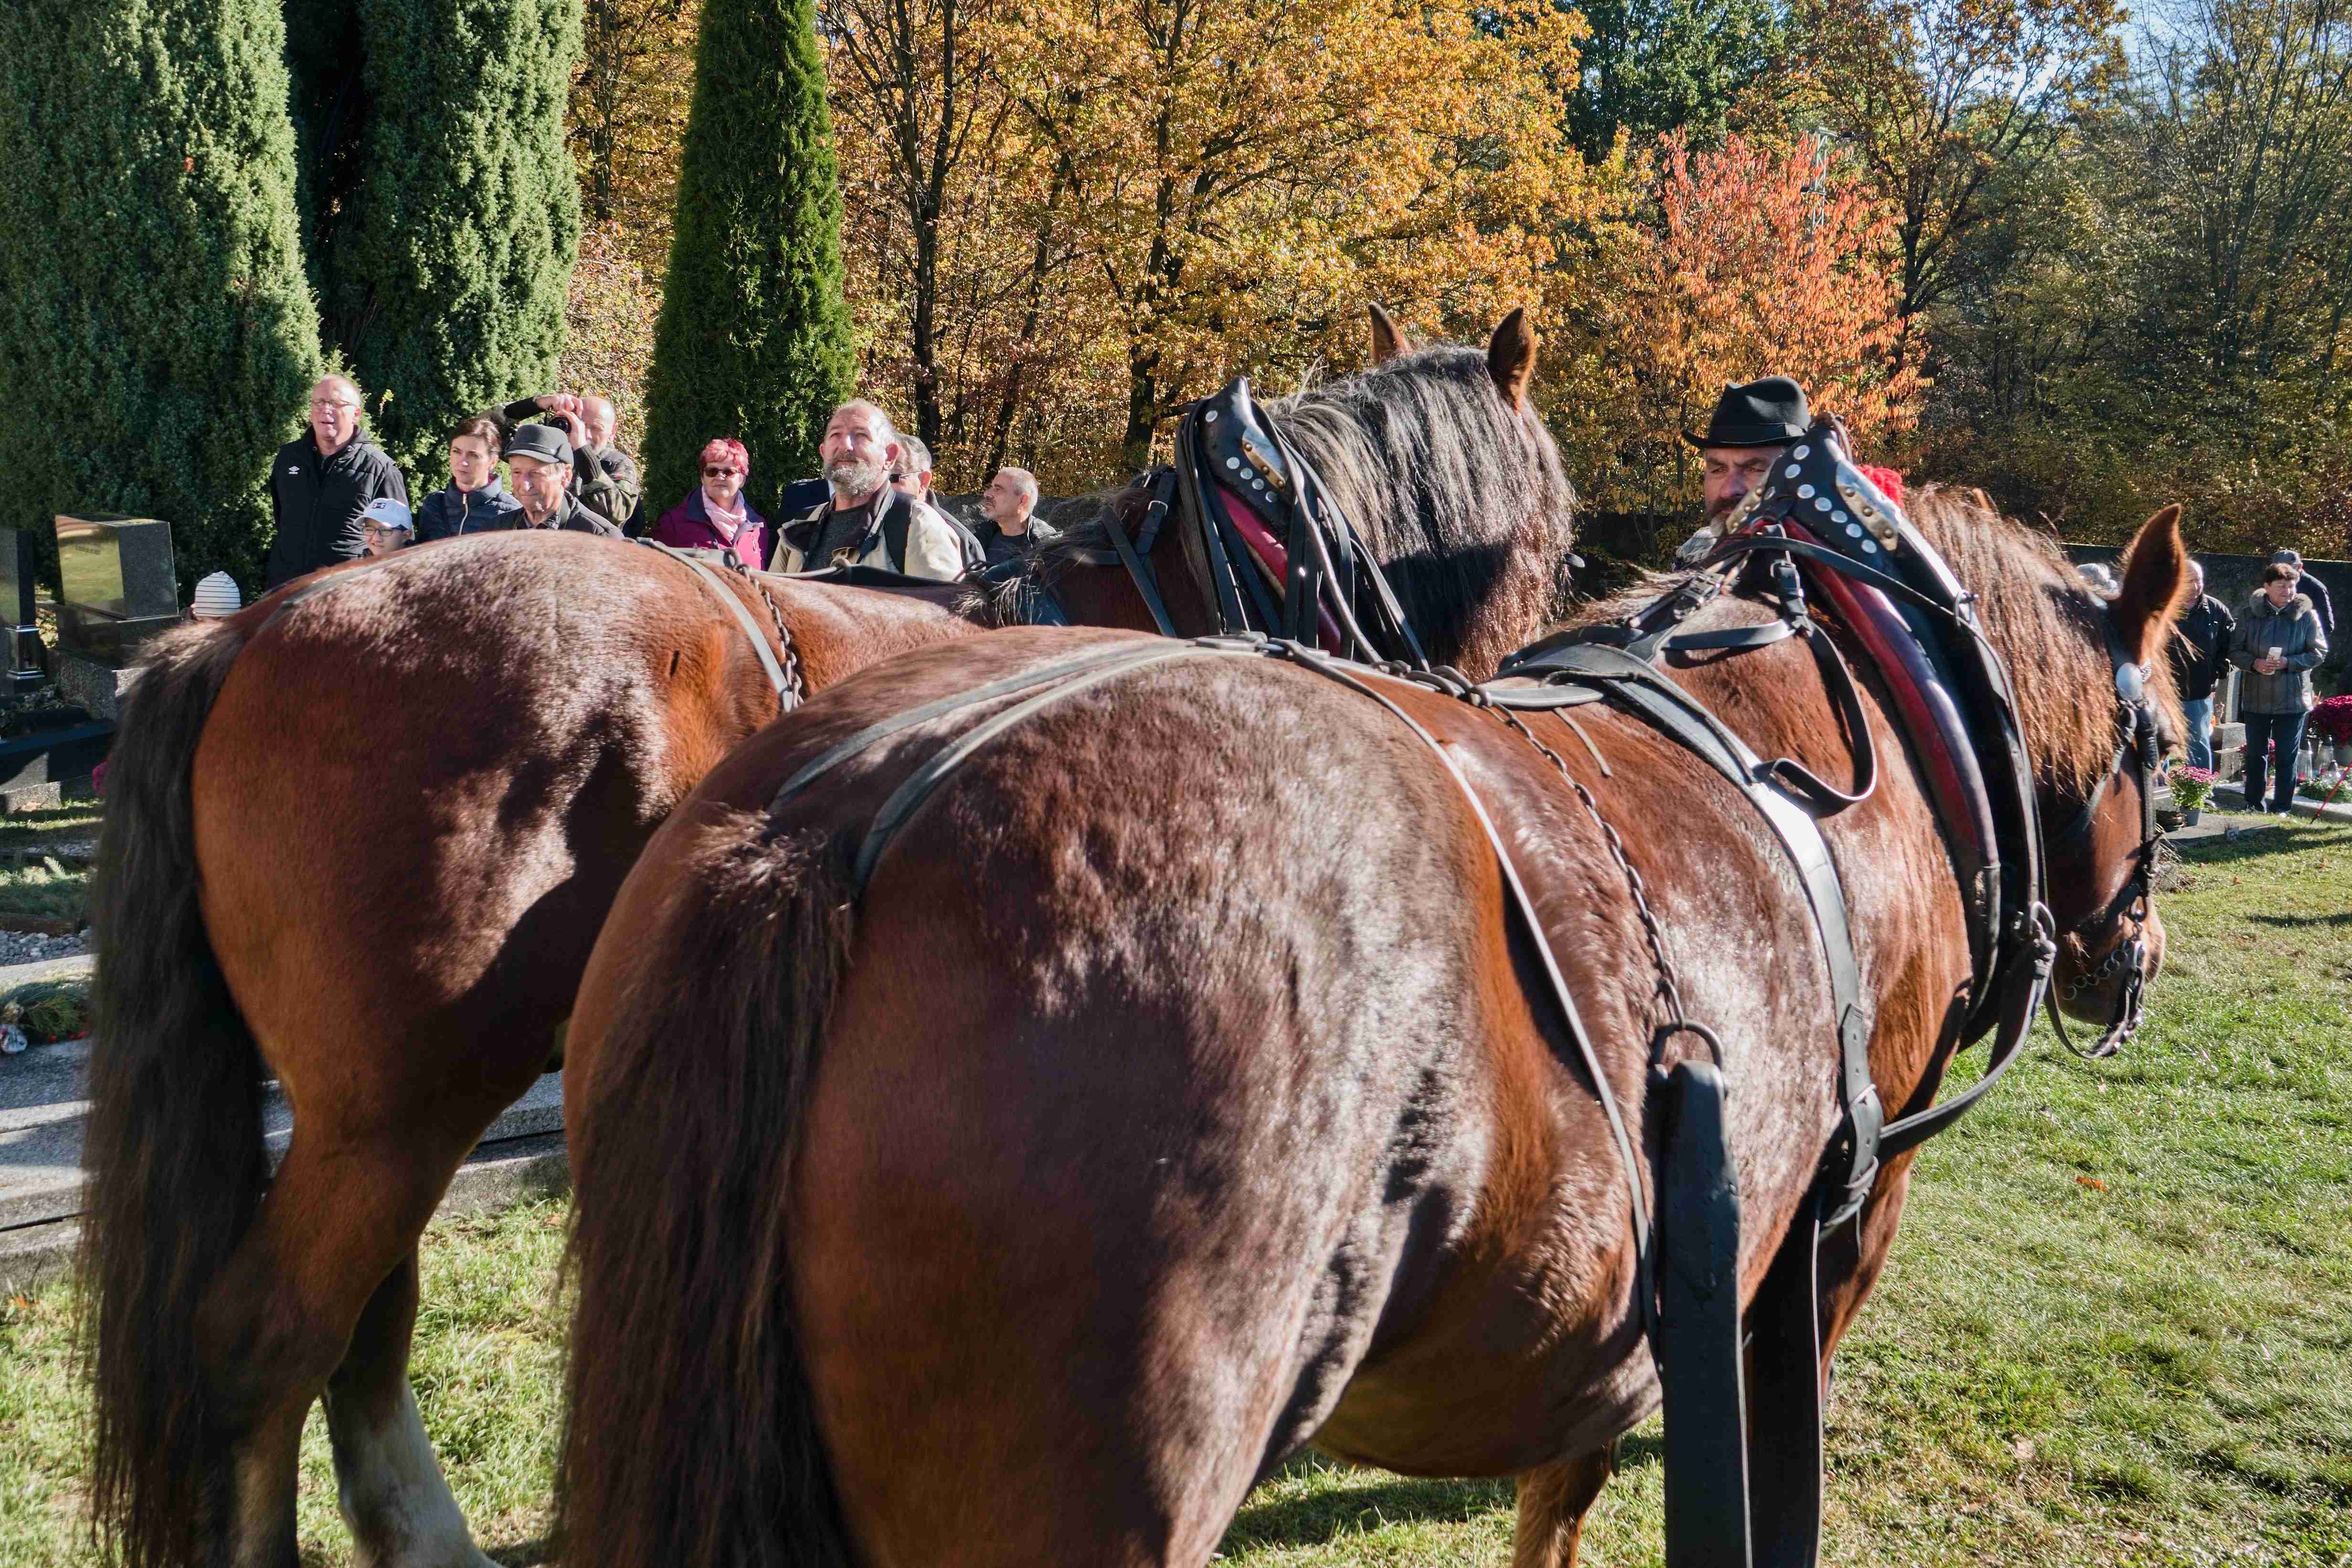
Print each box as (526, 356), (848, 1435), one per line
(1822, 1002), (1883, 1229)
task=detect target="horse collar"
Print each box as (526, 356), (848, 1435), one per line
(1152, 380), (1429, 667)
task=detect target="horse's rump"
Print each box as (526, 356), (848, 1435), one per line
(562, 622), (1931, 1563)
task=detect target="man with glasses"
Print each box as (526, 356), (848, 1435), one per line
(265, 374), (410, 588)
(892, 434), (990, 569)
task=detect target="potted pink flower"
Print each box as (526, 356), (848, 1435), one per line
(2312, 695), (2352, 766)
(2170, 765), (2218, 826)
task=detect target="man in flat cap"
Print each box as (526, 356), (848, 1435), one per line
(500, 424), (624, 538)
(1673, 376), (1810, 567)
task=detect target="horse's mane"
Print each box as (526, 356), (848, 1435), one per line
(1564, 484), (2149, 796)
(970, 343), (1577, 670)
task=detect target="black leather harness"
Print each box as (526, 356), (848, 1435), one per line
(984, 379), (1433, 664)
(761, 424), (2153, 1568)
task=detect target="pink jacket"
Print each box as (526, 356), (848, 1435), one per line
(651, 487), (771, 569)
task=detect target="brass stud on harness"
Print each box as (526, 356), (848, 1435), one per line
(1835, 480), (1902, 551)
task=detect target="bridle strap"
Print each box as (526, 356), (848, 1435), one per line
(1101, 471), (1181, 638)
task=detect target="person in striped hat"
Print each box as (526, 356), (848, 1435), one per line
(190, 571), (243, 619)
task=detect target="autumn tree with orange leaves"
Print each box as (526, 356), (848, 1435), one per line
(993, 0), (1605, 471)
(575, 3), (1926, 509)
(1567, 132), (1924, 517)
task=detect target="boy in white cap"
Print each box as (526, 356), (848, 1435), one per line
(360, 497), (414, 557)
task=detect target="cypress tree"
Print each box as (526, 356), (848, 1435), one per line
(642, 0), (855, 520)
(305, 0), (584, 479)
(0, 0), (320, 592)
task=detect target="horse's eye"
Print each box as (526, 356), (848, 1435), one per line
(2115, 663), (2146, 703)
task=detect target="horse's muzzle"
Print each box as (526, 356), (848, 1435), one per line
(2054, 908), (2164, 1055)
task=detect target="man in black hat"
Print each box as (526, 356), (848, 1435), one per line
(1672, 376), (1811, 566)
(499, 424), (624, 538)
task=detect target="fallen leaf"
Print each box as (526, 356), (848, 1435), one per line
(2076, 1176), (2107, 1191)
(2013, 1438), (2036, 1461)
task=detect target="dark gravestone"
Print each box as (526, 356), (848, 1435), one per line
(53, 513), (180, 725)
(54, 513), (179, 665)
(0, 529), (45, 694)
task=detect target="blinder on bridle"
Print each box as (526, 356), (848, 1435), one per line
(2043, 629), (2163, 1058)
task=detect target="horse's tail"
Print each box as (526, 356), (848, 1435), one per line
(558, 814), (860, 1568)
(79, 618), (267, 1568)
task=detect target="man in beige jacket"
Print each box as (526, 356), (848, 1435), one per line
(773, 402), (970, 579)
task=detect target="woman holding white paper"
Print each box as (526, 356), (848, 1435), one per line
(2231, 563), (2330, 813)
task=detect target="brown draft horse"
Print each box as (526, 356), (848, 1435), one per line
(556, 492), (2188, 1568)
(82, 537), (974, 1568)
(79, 309), (1573, 1568)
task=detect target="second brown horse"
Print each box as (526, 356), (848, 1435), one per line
(556, 492), (2188, 1568)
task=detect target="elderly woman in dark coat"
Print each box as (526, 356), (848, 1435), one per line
(649, 438), (770, 567)
(2230, 562), (2330, 813)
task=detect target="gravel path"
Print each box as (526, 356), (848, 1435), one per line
(0, 928), (88, 967)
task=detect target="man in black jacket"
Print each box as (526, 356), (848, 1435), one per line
(974, 466), (1056, 568)
(2166, 558), (2234, 771)
(265, 375), (409, 587)
(499, 424), (624, 538)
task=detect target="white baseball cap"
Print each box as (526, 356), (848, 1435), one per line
(361, 497), (413, 531)
(191, 571), (243, 619)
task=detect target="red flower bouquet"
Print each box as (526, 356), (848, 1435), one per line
(2311, 695), (2352, 747)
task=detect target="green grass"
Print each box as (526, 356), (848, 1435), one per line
(4, 824), (2347, 1566)
(0, 801), (102, 923)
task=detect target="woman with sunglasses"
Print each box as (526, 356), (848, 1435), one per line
(649, 438), (771, 567)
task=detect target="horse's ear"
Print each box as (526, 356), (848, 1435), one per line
(1369, 303), (1411, 365)
(2112, 503), (2192, 667)
(1487, 308), (1537, 412)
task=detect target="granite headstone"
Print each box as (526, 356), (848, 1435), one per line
(0, 529), (44, 693)
(54, 513), (179, 666)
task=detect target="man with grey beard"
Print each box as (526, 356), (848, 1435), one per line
(773, 401), (968, 578)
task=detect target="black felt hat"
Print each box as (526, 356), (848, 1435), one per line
(503, 421), (573, 468)
(1683, 377), (1811, 449)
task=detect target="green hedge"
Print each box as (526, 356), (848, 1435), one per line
(298, 0), (584, 479)
(641, 0), (855, 520)
(0, 0), (322, 593)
